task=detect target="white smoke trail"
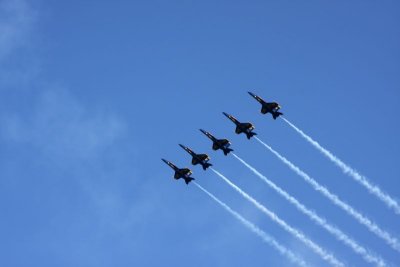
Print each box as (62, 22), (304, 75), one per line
(194, 182), (309, 267)
(232, 153), (386, 267)
(210, 168), (345, 267)
(255, 137), (400, 253)
(282, 117), (400, 215)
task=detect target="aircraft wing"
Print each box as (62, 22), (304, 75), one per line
(181, 168), (192, 175)
(261, 106), (269, 114)
(266, 102), (280, 110)
(220, 139), (230, 146)
(198, 154), (209, 161)
(242, 122), (254, 130)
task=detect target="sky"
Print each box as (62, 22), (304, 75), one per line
(0, 0), (399, 266)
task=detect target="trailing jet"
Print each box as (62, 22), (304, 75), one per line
(179, 144), (212, 170)
(222, 112), (257, 140)
(248, 91), (283, 120)
(161, 159), (195, 185)
(199, 129), (233, 156)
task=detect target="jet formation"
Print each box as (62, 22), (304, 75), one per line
(162, 92), (282, 185)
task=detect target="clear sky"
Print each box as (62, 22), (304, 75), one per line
(0, 0), (399, 266)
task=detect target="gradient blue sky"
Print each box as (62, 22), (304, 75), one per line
(1, 1), (399, 266)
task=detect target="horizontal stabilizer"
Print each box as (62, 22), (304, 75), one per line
(223, 148), (234, 156)
(184, 177), (195, 185)
(273, 111), (283, 120)
(246, 132), (257, 140)
(202, 162), (212, 171)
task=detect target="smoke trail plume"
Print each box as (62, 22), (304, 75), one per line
(210, 168), (345, 267)
(255, 137), (400, 253)
(282, 117), (400, 215)
(194, 182), (309, 267)
(232, 153), (386, 267)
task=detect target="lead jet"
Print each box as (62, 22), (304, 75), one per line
(161, 158), (195, 185)
(200, 129), (233, 156)
(222, 112), (257, 140)
(179, 144), (212, 170)
(248, 91), (283, 120)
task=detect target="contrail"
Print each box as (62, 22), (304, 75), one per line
(210, 168), (345, 267)
(255, 137), (400, 253)
(282, 117), (400, 215)
(193, 182), (309, 267)
(232, 153), (386, 267)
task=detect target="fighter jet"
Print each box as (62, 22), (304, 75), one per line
(161, 159), (195, 185)
(200, 129), (233, 156)
(222, 112), (257, 140)
(179, 144), (212, 170)
(248, 91), (283, 120)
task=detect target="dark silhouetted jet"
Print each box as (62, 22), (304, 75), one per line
(248, 91), (283, 120)
(200, 129), (233, 156)
(222, 112), (257, 140)
(179, 144), (212, 170)
(161, 159), (195, 185)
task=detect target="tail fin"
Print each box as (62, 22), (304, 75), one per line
(202, 163), (213, 170)
(246, 132), (257, 139)
(272, 111), (283, 120)
(184, 177), (195, 185)
(223, 148), (234, 156)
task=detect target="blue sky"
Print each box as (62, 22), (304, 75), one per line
(0, 0), (399, 266)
